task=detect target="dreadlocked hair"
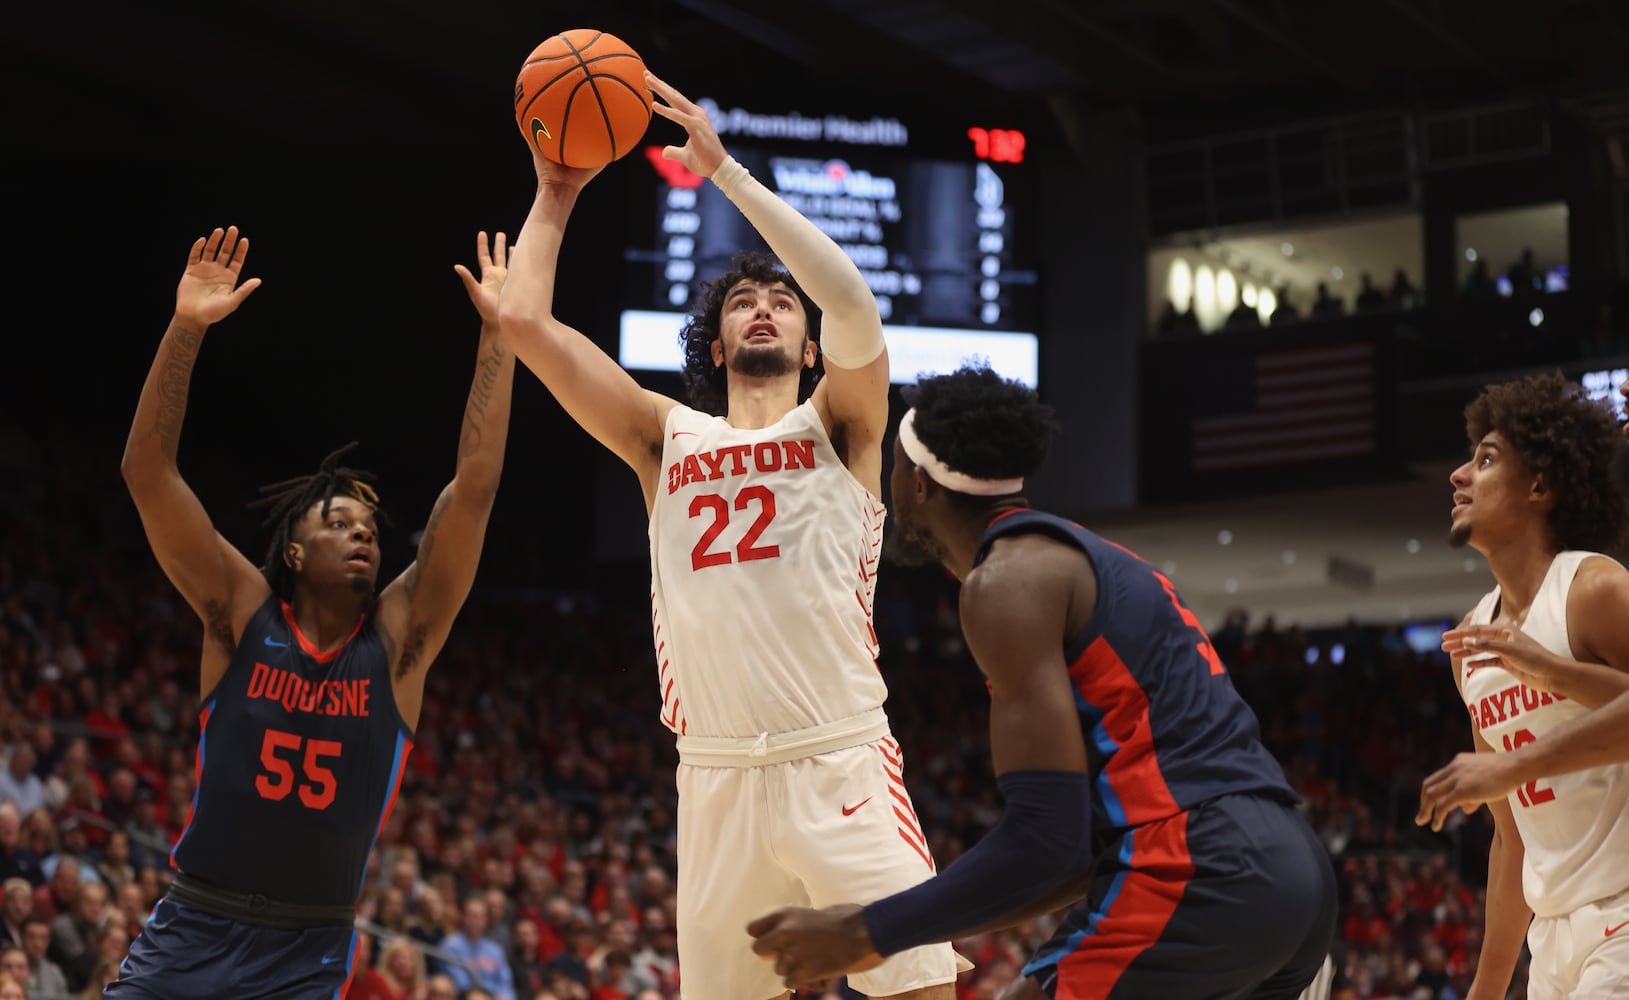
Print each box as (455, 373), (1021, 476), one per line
(678, 251), (824, 416)
(247, 442), (389, 601)
(1465, 372), (1629, 552)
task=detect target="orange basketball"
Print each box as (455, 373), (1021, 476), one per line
(514, 29), (653, 169)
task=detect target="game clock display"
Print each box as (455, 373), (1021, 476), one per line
(619, 97), (1040, 387)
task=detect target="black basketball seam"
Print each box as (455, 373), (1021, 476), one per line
(520, 53), (647, 113)
(518, 36), (625, 125)
(560, 31), (619, 163)
(589, 73), (653, 127)
(524, 52), (641, 70)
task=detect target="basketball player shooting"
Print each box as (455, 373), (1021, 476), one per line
(748, 366), (1338, 1000)
(498, 70), (963, 1000)
(1410, 374), (1629, 999)
(112, 227), (515, 999)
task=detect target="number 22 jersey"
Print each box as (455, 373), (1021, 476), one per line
(171, 595), (414, 907)
(648, 401), (888, 739)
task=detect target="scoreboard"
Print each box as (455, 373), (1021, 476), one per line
(618, 95), (1040, 387)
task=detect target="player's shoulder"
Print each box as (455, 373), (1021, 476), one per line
(964, 533), (1088, 612)
(1565, 553), (1629, 618)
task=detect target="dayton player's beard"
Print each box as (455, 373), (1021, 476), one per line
(1449, 522), (1471, 549)
(730, 340), (803, 379)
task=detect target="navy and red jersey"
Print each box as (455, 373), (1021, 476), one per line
(171, 595), (413, 907)
(974, 510), (1295, 848)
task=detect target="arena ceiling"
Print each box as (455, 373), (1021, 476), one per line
(11, 0), (1629, 156)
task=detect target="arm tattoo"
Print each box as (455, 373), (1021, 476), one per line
(155, 326), (204, 459)
(405, 486), (454, 601)
(458, 339), (508, 466)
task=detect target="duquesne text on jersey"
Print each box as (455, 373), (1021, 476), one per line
(1465, 680), (1567, 732)
(667, 440), (818, 495)
(246, 662), (373, 718)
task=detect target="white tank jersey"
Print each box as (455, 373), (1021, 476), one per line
(1460, 550), (1629, 917)
(648, 400), (889, 739)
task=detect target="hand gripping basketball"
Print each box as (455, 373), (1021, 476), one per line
(513, 28), (652, 169)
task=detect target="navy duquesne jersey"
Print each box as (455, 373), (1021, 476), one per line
(172, 595), (413, 907)
(975, 510), (1295, 849)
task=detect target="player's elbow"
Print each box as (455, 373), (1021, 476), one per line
(120, 447), (167, 494)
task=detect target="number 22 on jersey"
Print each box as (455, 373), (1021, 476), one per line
(690, 485), (781, 571)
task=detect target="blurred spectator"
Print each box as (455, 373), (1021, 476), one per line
(424, 973), (459, 1000)
(47, 879), (105, 991)
(76, 956), (121, 999)
(1226, 298), (1264, 330)
(0, 748), (45, 817)
(0, 952), (27, 998)
(94, 830), (134, 892)
(1462, 258), (1497, 300)
(440, 895), (516, 1000)
(1507, 247), (1542, 298)
(1311, 282), (1345, 319)
(0, 805), (41, 886)
(511, 917), (550, 997)
(1355, 273), (1386, 312)
(344, 932), (394, 1000)
(1270, 286), (1300, 326)
(1388, 268), (1419, 310)
(21, 916), (69, 1000)
(0, 882), (27, 950)
(1155, 299), (1201, 338)
(377, 935), (427, 999)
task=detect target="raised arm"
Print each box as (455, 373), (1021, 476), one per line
(376, 232), (516, 726)
(496, 156), (674, 502)
(121, 227), (272, 679)
(645, 73), (890, 474)
(749, 537), (1092, 987)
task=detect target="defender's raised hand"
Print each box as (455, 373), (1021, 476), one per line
(645, 71), (727, 178)
(175, 226), (262, 329)
(453, 230), (510, 328)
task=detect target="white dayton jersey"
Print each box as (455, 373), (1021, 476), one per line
(1461, 551), (1629, 917)
(648, 400), (888, 738)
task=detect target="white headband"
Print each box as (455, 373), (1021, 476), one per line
(898, 409), (1024, 496)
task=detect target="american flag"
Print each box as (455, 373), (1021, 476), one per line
(1191, 341), (1377, 473)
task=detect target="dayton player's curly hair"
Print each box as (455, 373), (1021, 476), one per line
(1465, 372), (1629, 552)
(247, 442), (389, 602)
(678, 251), (824, 415)
(903, 364), (1058, 500)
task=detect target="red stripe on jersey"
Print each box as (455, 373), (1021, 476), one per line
(280, 602), (364, 664)
(373, 737), (414, 842)
(897, 827), (934, 869)
(1054, 813), (1194, 1000)
(1070, 636), (1181, 825)
(170, 704), (212, 869)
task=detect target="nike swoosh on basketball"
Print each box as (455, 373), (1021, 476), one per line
(1609, 919), (1629, 937)
(842, 797), (872, 816)
(263, 636), (289, 648)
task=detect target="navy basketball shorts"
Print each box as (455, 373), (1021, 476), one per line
(105, 898), (357, 1000)
(1021, 793), (1337, 1000)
